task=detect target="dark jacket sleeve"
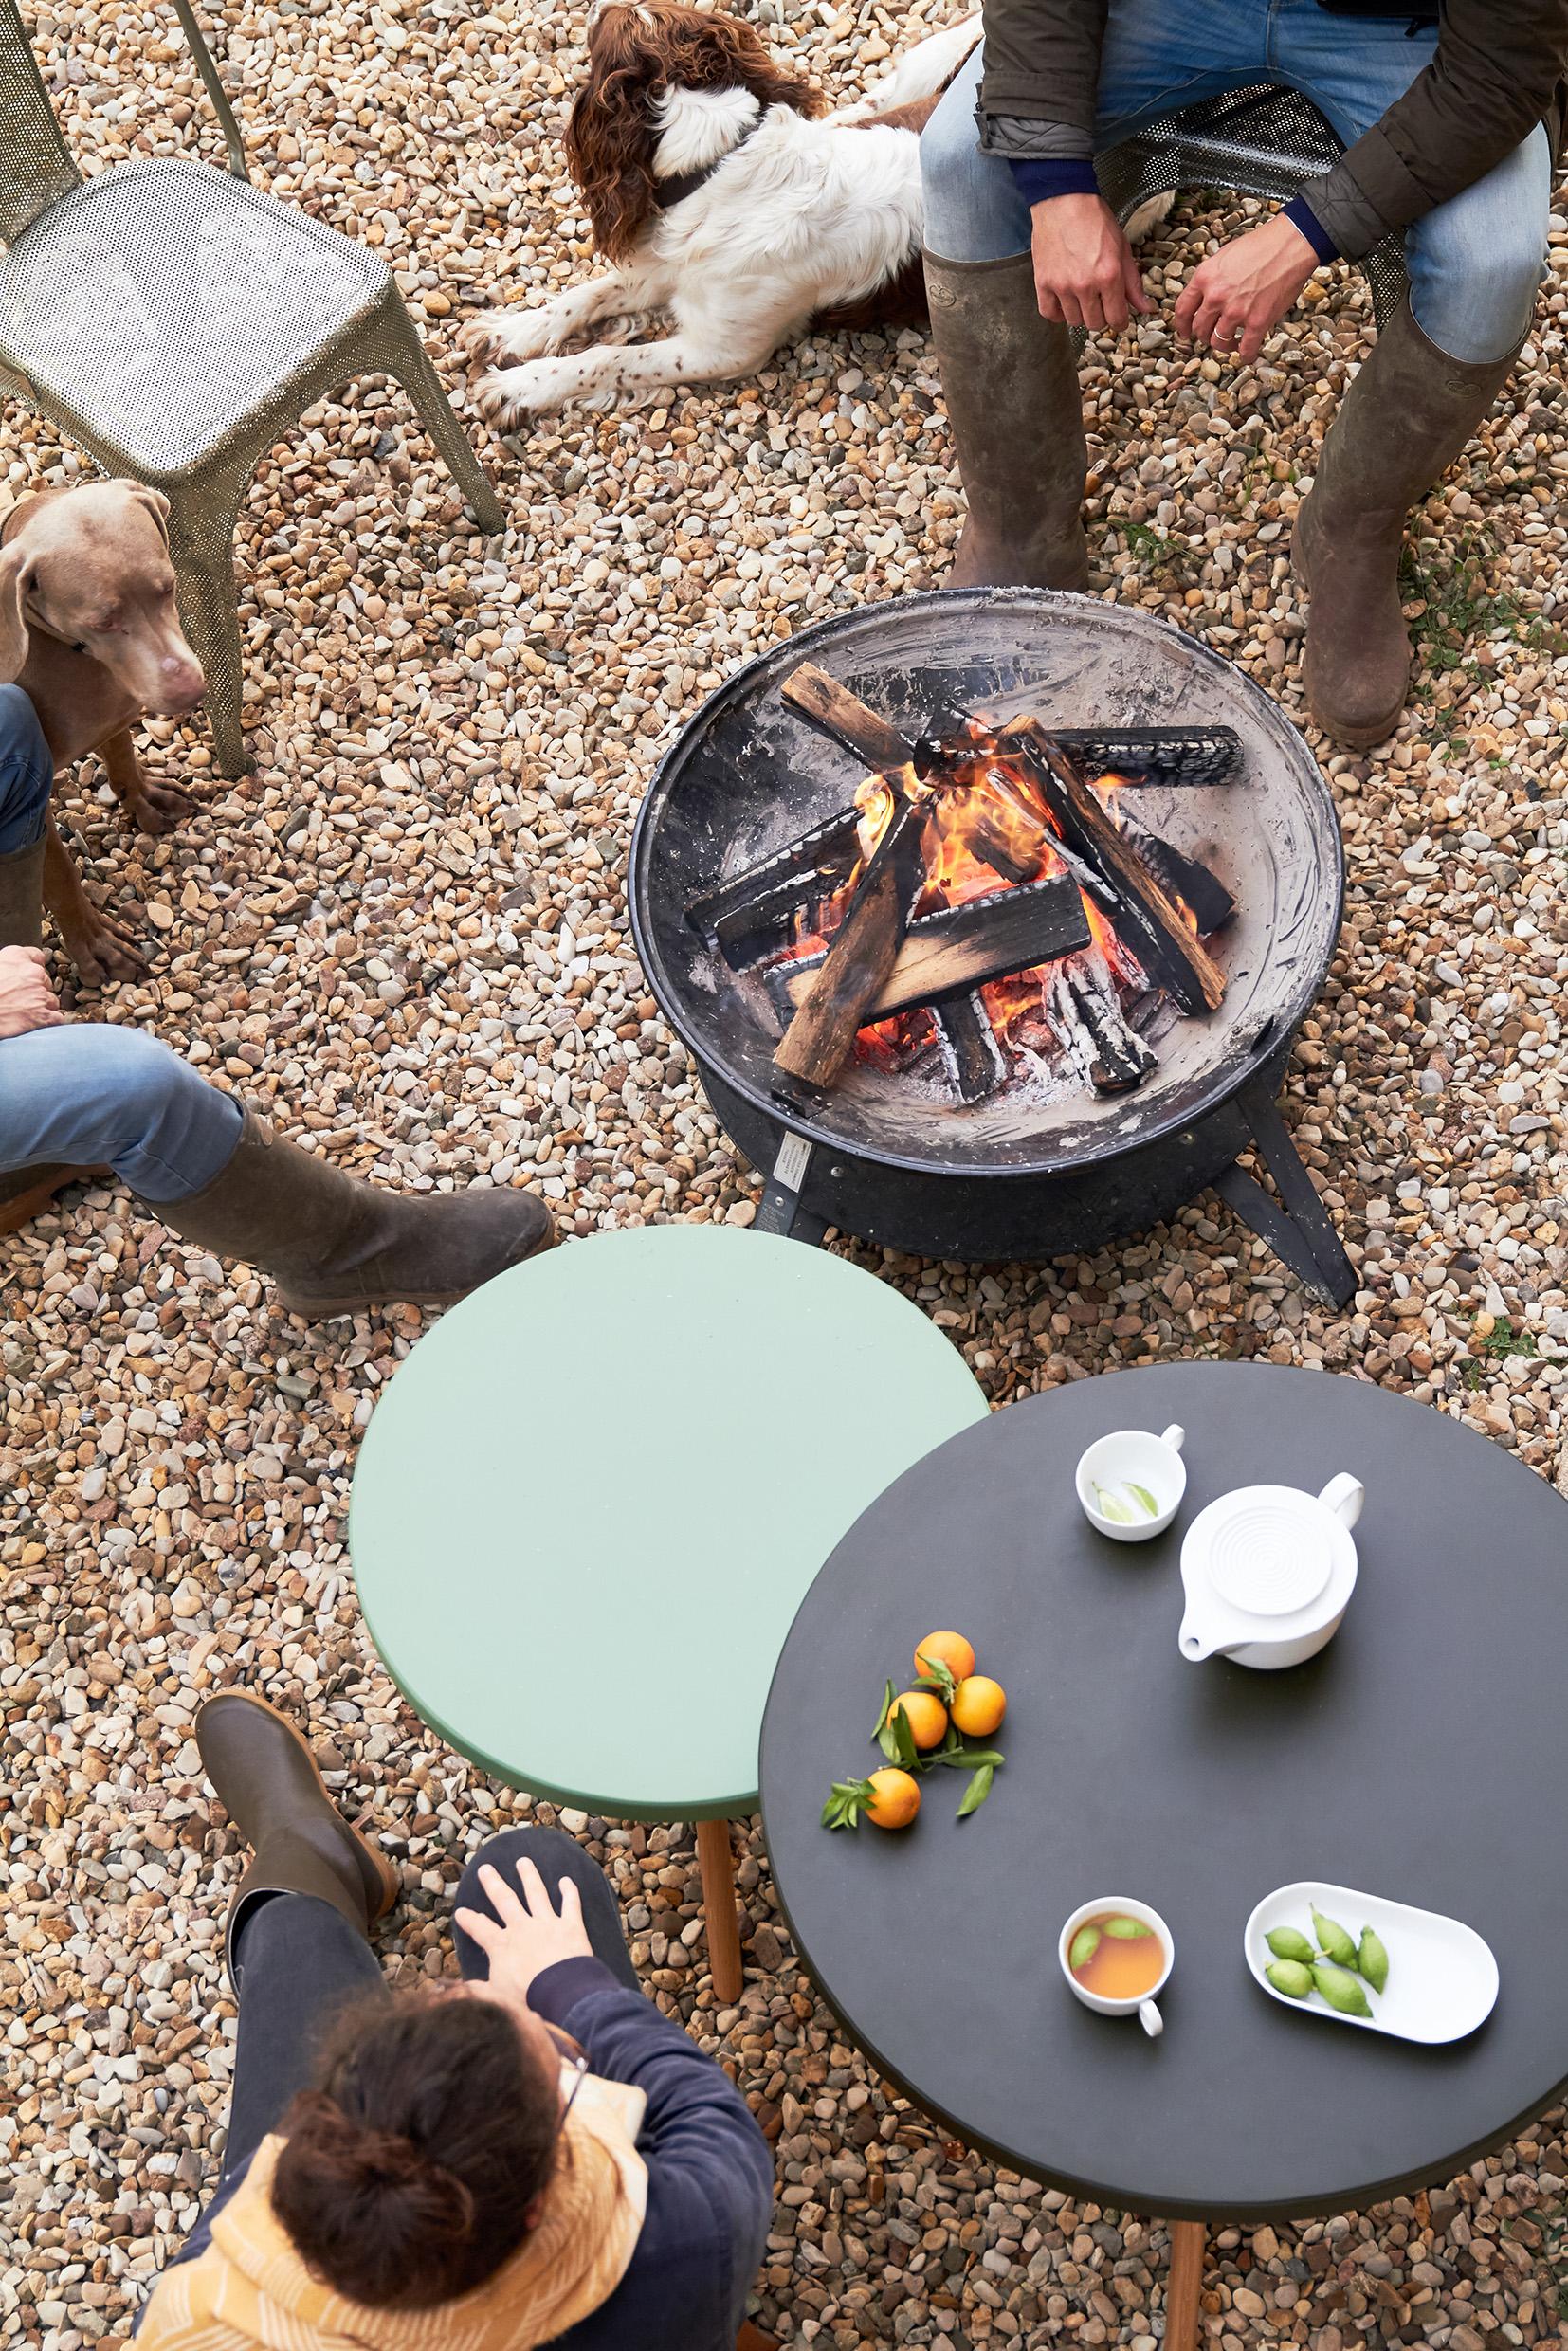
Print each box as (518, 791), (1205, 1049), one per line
(1308, 0), (1568, 260)
(977, 0), (1107, 137)
(531, 1960), (774, 2338)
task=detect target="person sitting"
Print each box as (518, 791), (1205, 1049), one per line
(918, 0), (1565, 748)
(0, 683), (552, 1309)
(134, 1693), (775, 2351)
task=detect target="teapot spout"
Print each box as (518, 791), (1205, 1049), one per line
(1178, 1615), (1238, 1664)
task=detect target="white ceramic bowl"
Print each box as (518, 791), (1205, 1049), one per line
(1058, 1895), (1175, 2038)
(1075, 1425), (1186, 1542)
(1244, 1880), (1498, 2044)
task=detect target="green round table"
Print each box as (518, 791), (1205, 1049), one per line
(349, 1224), (988, 1998)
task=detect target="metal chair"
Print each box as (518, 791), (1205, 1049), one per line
(0, 0), (504, 776)
(1097, 82), (1407, 328)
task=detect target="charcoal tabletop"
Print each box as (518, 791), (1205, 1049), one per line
(758, 1362), (1568, 2220)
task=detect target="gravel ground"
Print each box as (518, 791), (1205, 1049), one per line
(4, 2), (1567, 2346)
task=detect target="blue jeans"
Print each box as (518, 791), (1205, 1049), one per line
(0, 1024), (243, 1198)
(0, 683), (54, 852)
(921, 0), (1551, 362)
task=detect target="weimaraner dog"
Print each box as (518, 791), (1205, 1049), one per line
(0, 481), (206, 983)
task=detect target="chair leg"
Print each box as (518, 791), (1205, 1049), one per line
(1164, 2220), (1206, 2351)
(383, 310), (506, 533)
(696, 1816), (744, 2005)
(736, 2324), (778, 2351)
(164, 497), (253, 779)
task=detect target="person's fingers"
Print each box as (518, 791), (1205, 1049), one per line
(455, 1903), (503, 1950)
(480, 1859), (527, 1922)
(555, 1876), (585, 1928)
(1035, 284), (1066, 325)
(1101, 279), (1129, 334)
(514, 1854), (560, 1918)
(1237, 313), (1269, 363)
(1172, 269), (1203, 337)
(1122, 251), (1154, 316)
(1191, 292), (1229, 349)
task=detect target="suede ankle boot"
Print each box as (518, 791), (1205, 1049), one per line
(195, 1692), (399, 1980)
(1293, 298), (1523, 749)
(923, 250), (1089, 591)
(144, 1110), (555, 1315)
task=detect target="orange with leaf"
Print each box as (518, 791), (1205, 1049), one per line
(821, 1630), (1010, 1832)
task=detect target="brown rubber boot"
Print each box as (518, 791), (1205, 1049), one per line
(923, 249), (1089, 591)
(0, 836), (107, 1227)
(144, 1108), (555, 1315)
(196, 1692), (400, 1980)
(1293, 297), (1523, 749)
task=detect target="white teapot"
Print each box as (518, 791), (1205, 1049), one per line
(1177, 1473), (1364, 1670)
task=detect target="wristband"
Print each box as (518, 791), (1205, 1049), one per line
(1283, 194), (1339, 264)
(1011, 157), (1100, 207)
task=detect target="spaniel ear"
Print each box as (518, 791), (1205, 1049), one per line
(0, 543), (33, 683)
(126, 483), (172, 547)
(565, 58), (662, 260)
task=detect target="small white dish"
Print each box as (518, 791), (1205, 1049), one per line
(1178, 1473), (1362, 1668)
(1076, 1425), (1186, 1542)
(1245, 1880), (1499, 2046)
(1060, 1895), (1175, 2037)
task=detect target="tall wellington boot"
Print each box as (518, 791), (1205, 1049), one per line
(0, 835), (106, 1230)
(195, 1692), (400, 1980)
(145, 1109), (555, 1316)
(923, 249), (1089, 591)
(1294, 297), (1522, 749)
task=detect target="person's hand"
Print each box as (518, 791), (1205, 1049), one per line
(1173, 214), (1318, 362)
(0, 945), (63, 1039)
(1030, 193), (1153, 333)
(455, 1856), (594, 2013)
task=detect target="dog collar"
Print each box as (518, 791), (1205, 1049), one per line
(652, 107), (763, 210)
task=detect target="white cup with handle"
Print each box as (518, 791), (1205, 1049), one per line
(1059, 1896), (1174, 2038)
(1075, 1426), (1187, 1542)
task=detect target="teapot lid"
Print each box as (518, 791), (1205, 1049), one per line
(1206, 1493), (1332, 1618)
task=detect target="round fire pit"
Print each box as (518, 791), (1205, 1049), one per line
(629, 590), (1349, 1296)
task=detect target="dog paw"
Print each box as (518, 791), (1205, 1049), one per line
(123, 776), (197, 836)
(462, 309), (559, 368)
(61, 904), (151, 988)
(475, 361), (574, 426)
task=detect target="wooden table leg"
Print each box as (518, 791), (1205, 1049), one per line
(697, 1815), (744, 2004)
(1164, 2220), (1206, 2351)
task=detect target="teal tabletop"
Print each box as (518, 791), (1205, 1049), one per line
(349, 1225), (989, 1819)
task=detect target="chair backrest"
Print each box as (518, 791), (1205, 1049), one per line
(0, 0), (82, 246)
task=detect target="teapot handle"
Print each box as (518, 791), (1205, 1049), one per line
(1159, 1424), (1185, 1454)
(1319, 1471), (1364, 1530)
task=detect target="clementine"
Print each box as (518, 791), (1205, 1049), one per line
(913, 1630), (976, 1684)
(888, 1688), (948, 1751)
(950, 1674), (1007, 1737)
(866, 1768), (921, 1830)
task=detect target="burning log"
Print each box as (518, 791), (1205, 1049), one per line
(932, 993), (1007, 1103)
(1115, 811), (1236, 936)
(783, 664), (1243, 789)
(1048, 960), (1160, 1094)
(771, 780), (927, 1099)
(1017, 726), (1227, 1017)
(773, 876), (1090, 1022)
(686, 808), (864, 963)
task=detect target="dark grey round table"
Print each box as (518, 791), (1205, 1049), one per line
(759, 1363), (1568, 2227)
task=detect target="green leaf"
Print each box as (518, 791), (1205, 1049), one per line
(913, 1650), (958, 1703)
(933, 1747), (1005, 1768)
(888, 1703), (921, 1773)
(871, 1679), (895, 1744)
(1093, 1482), (1136, 1524)
(877, 1722), (900, 1765)
(1103, 1916), (1154, 1939)
(956, 1762), (994, 1819)
(1126, 1482), (1160, 1519)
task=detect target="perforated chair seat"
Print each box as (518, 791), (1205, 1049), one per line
(1098, 82), (1407, 329)
(0, 159), (388, 473)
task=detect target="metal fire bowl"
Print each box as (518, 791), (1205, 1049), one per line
(629, 589), (1343, 1186)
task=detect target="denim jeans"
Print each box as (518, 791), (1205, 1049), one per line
(164, 1829), (636, 2277)
(0, 683), (54, 852)
(921, 0), (1552, 361)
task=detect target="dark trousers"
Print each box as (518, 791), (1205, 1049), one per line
(175, 1828), (637, 2269)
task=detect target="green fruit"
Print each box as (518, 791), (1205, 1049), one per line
(1312, 1961), (1373, 2018)
(1311, 1906), (1358, 1968)
(1358, 1927), (1390, 1995)
(1265, 1959), (1314, 1999)
(1103, 1915), (1153, 1938)
(1068, 1924), (1102, 1972)
(1266, 1926), (1316, 1966)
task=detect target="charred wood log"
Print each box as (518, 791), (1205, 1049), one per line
(932, 992), (1007, 1103)
(1048, 961), (1159, 1094)
(686, 808), (865, 964)
(771, 876), (1089, 1023)
(1113, 811), (1235, 935)
(1016, 726), (1227, 1016)
(771, 783), (927, 1098)
(783, 664), (1244, 788)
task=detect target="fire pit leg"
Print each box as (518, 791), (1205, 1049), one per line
(755, 1132), (829, 1247)
(1214, 1081), (1357, 1310)
(697, 1816), (744, 2004)
(1163, 2220), (1207, 2351)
